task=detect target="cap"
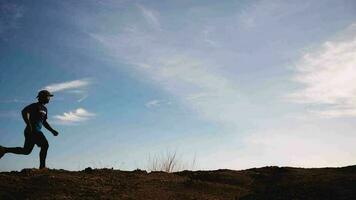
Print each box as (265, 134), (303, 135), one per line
(36, 90), (54, 98)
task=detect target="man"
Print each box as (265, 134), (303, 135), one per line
(0, 90), (59, 169)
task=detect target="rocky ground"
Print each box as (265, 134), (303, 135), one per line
(1, 165), (356, 200)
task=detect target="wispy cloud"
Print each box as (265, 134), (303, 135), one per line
(53, 108), (95, 125)
(42, 79), (92, 102)
(1, 79), (92, 104)
(150, 55), (246, 126)
(237, 0), (311, 30)
(91, 32), (247, 128)
(288, 23), (356, 118)
(64, 90), (89, 102)
(89, 4), (250, 130)
(145, 99), (171, 108)
(136, 4), (160, 29)
(43, 79), (91, 92)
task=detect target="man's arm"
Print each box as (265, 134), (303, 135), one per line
(21, 106), (32, 132)
(43, 120), (59, 136)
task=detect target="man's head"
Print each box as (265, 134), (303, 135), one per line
(36, 90), (54, 104)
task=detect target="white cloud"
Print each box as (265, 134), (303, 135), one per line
(150, 55), (247, 127)
(136, 4), (160, 30)
(89, 8), (250, 130)
(43, 79), (91, 92)
(288, 24), (356, 118)
(42, 79), (92, 102)
(53, 108), (95, 125)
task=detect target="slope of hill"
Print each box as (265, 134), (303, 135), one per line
(1, 165), (356, 200)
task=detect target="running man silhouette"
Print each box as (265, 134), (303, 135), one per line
(0, 90), (59, 169)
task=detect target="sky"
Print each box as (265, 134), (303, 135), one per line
(0, 0), (356, 172)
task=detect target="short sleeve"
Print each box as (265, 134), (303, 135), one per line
(22, 103), (35, 114)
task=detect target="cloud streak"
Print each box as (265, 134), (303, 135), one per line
(145, 99), (171, 108)
(288, 23), (356, 118)
(43, 79), (91, 93)
(136, 4), (160, 30)
(42, 79), (92, 102)
(53, 108), (95, 125)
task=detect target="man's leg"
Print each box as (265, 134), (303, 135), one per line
(2, 130), (35, 156)
(4, 145), (34, 155)
(35, 132), (49, 169)
(39, 143), (49, 169)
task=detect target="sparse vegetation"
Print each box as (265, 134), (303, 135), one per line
(147, 150), (197, 172)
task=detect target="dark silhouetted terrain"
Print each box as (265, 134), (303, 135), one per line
(1, 165), (356, 200)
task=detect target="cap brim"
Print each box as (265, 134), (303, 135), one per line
(36, 94), (54, 98)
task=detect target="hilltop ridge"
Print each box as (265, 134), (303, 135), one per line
(1, 165), (356, 200)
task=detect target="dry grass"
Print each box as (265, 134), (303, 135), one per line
(147, 150), (196, 172)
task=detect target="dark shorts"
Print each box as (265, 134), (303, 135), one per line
(24, 127), (49, 148)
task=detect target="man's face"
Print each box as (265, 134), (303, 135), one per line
(44, 96), (51, 104)
(40, 96), (51, 104)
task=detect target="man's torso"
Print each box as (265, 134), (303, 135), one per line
(24, 102), (48, 131)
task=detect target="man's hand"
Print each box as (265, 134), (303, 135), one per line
(43, 121), (58, 136)
(51, 130), (59, 136)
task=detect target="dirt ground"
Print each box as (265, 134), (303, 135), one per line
(1, 165), (356, 200)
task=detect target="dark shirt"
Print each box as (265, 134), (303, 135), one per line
(22, 102), (48, 131)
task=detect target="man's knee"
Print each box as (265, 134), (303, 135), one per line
(23, 148), (32, 155)
(41, 143), (49, 150)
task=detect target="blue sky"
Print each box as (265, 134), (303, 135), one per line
(1, 0), (356, 171)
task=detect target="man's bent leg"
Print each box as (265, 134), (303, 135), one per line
(4, 132), (34, 155)
(5, 147), (32, 155)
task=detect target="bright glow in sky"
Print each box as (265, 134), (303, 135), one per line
(1, 0), (356, 171)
